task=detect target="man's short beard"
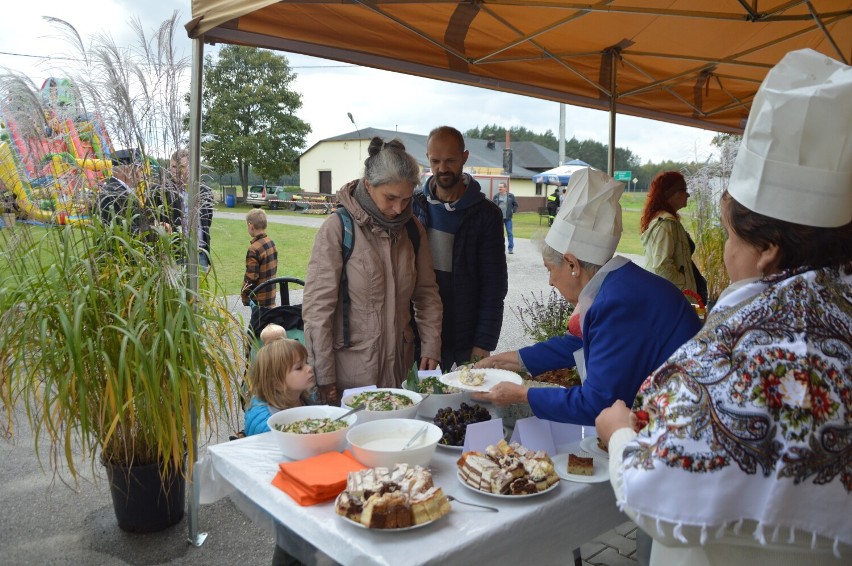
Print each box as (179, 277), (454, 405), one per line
(435, 172), (460, 189)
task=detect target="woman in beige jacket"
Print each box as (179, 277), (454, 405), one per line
(303, 138), (442, 404)
(640, 171), (706, 304)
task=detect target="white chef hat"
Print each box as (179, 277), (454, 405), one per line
(728, 48), (852, 227)
(545, 167), (624, 265)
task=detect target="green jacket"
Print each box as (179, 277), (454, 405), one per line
(641, 212), (697, 296)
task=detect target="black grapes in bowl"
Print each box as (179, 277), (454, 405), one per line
(433, 403), (491, 446)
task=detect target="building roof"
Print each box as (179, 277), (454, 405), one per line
(307, 127), (560, 180)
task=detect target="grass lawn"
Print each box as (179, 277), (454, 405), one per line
(208, 212), (316, 295)
(2, 192), (648, 296)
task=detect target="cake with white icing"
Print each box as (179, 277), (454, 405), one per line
(335, 464), (450, 528)
(457, 440), (559, 495)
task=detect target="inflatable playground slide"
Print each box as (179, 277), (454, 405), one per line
(0, 77), (114, 225)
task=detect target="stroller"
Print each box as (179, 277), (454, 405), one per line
(232, 276), (305, 440)
(248, 275), (306, 345)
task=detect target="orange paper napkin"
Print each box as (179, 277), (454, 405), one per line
(272, 451), (365, 506)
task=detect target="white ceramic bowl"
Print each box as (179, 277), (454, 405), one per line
(340, 388), (422, 423)
(346, 418), (442, 468)
(267, 405), (358, 460)
(401, 380), (471, 418)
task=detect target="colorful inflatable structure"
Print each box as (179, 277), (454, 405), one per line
(0, 78), (114, 224)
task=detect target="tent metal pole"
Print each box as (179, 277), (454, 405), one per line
(559, 103), (566, 165)
(186, 35), (207, 548)
(608, 49), (617, 176)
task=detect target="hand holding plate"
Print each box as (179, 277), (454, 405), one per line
(471, 381), (527, 407)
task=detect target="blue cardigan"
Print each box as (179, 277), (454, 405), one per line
(523, 261), (701, 425)
(244, 396), (274, 436)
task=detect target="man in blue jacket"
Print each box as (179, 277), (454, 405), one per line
(475, 167), (700, 425)
(413, 126), (508, 370)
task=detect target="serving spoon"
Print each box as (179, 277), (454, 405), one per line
(401, 424), (430, 450)
(445, 495), (499, 512)
(307, 403), (365, 433)
(332, 403), (366, 423)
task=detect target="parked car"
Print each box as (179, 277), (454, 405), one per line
(246, 185), (268, 208)
(246, 185), (291, 208)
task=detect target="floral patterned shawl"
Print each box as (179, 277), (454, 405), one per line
(620, 265), (852, 553)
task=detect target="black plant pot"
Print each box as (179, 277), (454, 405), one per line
(105, 459), (186, 533)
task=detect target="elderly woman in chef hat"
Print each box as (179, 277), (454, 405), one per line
(475, 167), (701, 425)
(596, 49), (852, 565)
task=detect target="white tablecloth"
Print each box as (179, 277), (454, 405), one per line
(197, 433), (626, 566)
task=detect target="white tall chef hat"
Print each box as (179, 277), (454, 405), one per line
(545, 167), (624, 265)
(728, 48), (852, 227)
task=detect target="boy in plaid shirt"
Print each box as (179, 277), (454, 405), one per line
(241, 208), (278, 336)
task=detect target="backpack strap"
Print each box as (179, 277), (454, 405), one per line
(404, 217), (420, 255)
(335, 207), (355, 348)
(336, 207), (420, 350)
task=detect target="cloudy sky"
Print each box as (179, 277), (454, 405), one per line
(1, 1), (720, 165)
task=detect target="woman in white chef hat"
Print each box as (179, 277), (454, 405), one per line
(474, 167), (701, 425)
(596, 49), (852, 565)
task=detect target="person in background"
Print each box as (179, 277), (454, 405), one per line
(303, 137), (443, 405)
(474, 167), (701, 426)
(98, 161), (142, 223)
(413, 126), (507, 369)
(241, 208), (278, 339)
(260, 323), (287, 345)
(168, 148), (214, 268)
(559, 187), (567, 208)
(492, 181), (519, 254)
(640, 171), (707, 305)
(546, 187), (560, 225)
(596, 48), (852, 566)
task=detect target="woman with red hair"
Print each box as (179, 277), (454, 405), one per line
(640, 171), (706, 304)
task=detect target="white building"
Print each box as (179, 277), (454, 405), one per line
(298, 127), (561, 212)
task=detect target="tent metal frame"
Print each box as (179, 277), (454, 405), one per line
(185, 0), (851, 543)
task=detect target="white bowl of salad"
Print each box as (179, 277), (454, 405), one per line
(401, 375), (471, 418)
(267, 405), (358, 460)
(340, 388), (422, 423)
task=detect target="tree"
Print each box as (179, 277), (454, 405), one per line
(201, 46), (310, 196)
(466, 124), (559, 151)
(563, 137), (641, 173)
(465, 126), (641, 173)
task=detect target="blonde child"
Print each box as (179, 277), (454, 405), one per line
(245, 339), (318, 436)
(259, 323), (286, 345)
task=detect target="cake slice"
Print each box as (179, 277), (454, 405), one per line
(509, 477), (538, 495)
(360, 491), (411, 529)
(410, 486), (451, 524)
(485, 467), (513, 494)
(568, 453), (594, 476)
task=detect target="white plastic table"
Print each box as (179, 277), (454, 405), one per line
(197, 433), (626, 566)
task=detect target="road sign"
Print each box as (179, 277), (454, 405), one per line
(614, 170), (632, 182)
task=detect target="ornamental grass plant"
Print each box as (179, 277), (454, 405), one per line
(0, 13), (244, 484)
(0, 211), (245, 480)
(685, 135), (739, 304)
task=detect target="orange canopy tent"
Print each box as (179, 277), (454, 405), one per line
(183, 0), (850, 544)
(187, 1), (851, 133)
